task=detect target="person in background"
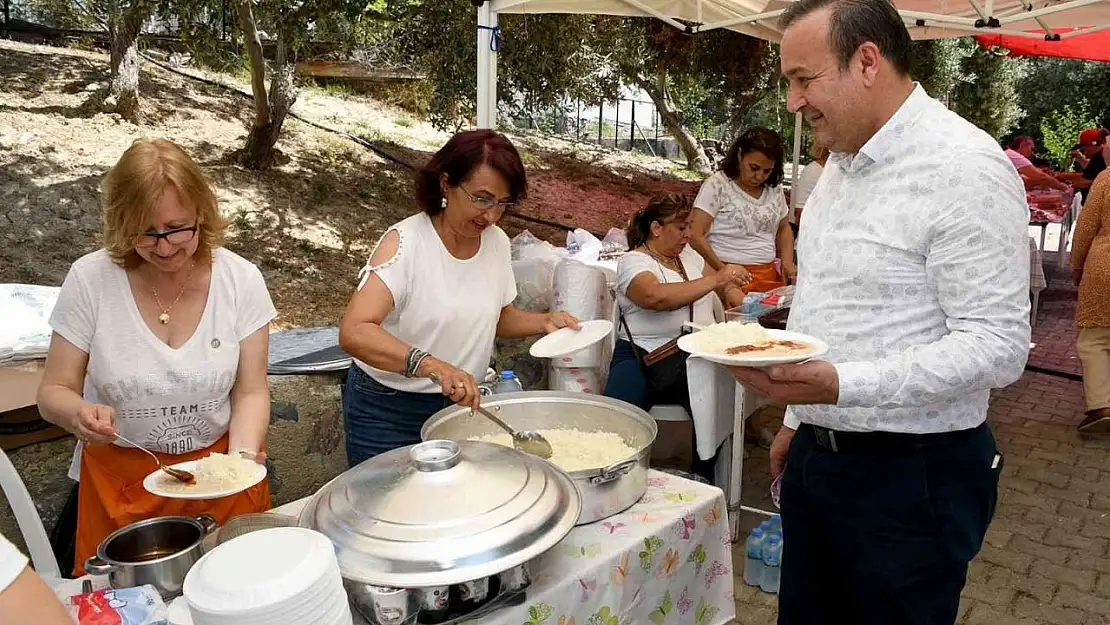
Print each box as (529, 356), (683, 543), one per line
(729, 0), (1030, 623)
(37, 139), (275, 576)
(339, 130), (578, 467)
(1072, 161), (1110, 433)
(0, 533), (73, 625)
(790, 142), (830, 228)
(1058, 128), (1108, 201)
(689, 127), (795, 305)
(605, 192), (748, 480)
(1006, 135), (1069, 191)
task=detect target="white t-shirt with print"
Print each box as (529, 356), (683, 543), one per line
(693, 171), (789, 265)
(0, 533), (27, 595)
(51, 248), (276, 479)
(354, 213), (517, 393)
(615, 247), (717, 352)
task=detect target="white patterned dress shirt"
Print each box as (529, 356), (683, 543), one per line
(784, 85), (1031, 433)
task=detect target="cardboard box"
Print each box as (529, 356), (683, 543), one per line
(0, 362), (70, 451)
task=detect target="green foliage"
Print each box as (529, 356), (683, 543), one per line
(950, 46), (1025, 139)
(910, 39), (970, 100)
(1041, 103), (1097, 167)
(1013, 58), (1110, 142)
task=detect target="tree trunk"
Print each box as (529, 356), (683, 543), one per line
(106, 2), (151, 123)
(637, 71), (710, 174)
(235, 0), (296, 169)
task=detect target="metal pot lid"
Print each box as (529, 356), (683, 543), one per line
(298, 439), (581, 587)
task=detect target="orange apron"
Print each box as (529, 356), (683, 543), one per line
(73, 434), (271, 576)
(741, 261), (786, 294)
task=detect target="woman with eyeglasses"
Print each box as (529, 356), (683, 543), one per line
(37, 139), (275, 575)
(689, 127), (795, 308)
(338, 130), (578, 466)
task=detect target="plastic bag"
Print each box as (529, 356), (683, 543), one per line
(0, 284), (60, 365)
(600, 228), (628, 257)
(510, 231), (565, 313)
(565, 229), (603, 264)
(69, 585), (168, 625)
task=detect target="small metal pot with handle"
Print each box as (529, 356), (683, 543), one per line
(85, 515), (217, 600)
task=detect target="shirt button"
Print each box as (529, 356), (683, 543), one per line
(211, 339), (221, 349)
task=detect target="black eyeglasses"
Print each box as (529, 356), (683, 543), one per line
(132, 224), (198, 248)
(459, 185), (516, 212)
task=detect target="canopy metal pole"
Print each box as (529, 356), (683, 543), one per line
(476, 3), (500, 129)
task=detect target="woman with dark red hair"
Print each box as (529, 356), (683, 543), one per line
(338, 130), (578, 465)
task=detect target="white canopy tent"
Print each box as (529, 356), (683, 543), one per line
(475, 0), (1110, 127)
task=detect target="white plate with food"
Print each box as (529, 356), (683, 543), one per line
(143, 452), (267, 500)
(677, 321), (828, 367)
(529, 319), (614, 359)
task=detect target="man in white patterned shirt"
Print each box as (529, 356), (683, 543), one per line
(728, 0), (1031, 623)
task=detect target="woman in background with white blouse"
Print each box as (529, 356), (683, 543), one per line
(689, 127), (795, 306)
(339, 130), (578, 467)
(604, 193), (747, 479)
(37, 139), (275, 575)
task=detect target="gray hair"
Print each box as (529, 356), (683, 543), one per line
(779, 0), (913, 76)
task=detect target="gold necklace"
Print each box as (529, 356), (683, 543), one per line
(150, 262), (195, 325)
(644, 243), (679, 268)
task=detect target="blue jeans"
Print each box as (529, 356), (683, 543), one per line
(778, 423), (999, 625)
(342, 365), (451, 467)
(604, 340), (717, 480)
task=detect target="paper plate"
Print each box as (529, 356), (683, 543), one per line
(529, 319), (613, 359)
(143, 460), (267, 500)
(677, 328), (828, 368)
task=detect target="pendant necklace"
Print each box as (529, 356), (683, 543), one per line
(151, 262), (195, 325)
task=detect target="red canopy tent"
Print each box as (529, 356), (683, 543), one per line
(976, 27), (1110, 62)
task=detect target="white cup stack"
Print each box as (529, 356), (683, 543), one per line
(183, 527), (352, 625)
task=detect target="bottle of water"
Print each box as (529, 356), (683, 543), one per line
(769, 515), (782, 535)
(743, 527), (765, 587)
(759, 520), (773, 537)
(760, 533), (782, 594)
(495, 370), (524, 394)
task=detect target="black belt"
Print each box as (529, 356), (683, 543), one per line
(808, 422), (985, 454)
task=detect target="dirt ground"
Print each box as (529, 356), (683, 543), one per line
(0, 38), (702, 328)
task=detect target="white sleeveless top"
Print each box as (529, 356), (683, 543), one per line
(354, 213), (517, 393)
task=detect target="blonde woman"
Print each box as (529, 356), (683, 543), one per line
(37, 139), (276, 575)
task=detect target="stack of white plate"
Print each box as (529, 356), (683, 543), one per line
(183, 527), (352, 625)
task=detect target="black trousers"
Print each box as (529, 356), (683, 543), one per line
(778, 423), (1000, 625)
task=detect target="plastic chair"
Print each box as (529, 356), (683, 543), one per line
(0, 446), (62, 581)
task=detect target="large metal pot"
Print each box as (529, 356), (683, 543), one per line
(85, 515), (217, 599)
(421, 391), (657, 524)
(299, 439), (580, 624)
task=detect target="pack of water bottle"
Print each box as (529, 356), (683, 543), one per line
(743, 515), (783, 594)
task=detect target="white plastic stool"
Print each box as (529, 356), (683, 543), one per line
(0, 447), (62, 581)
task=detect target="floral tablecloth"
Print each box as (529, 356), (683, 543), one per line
(485, 470), (735, 625)
(65, 471), (735, 625)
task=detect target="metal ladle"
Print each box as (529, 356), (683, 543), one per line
(429, 373), (553, 459)
(114, 433), (196, 483)
(473, 404), (554, 460)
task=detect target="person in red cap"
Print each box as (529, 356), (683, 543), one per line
(1059, 128), (1108, 201)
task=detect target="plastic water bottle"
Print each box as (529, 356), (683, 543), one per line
(495, 371), (524, 394)
(760, 533), (782, 594)
(743, 527), (765, 587)
(759, 520), (773, 537)
(769, 515), (782, 535)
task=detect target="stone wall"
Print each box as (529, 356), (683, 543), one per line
(0, 371), (349, 561)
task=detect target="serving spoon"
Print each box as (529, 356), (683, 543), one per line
(473, 404), (554, 460)
(429, 372), (553, 459)
(114, 433), (195, 483)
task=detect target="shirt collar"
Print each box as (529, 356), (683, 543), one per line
(838, 83), (930, 171)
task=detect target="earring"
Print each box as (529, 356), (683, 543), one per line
(441, 198), (447, 209)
